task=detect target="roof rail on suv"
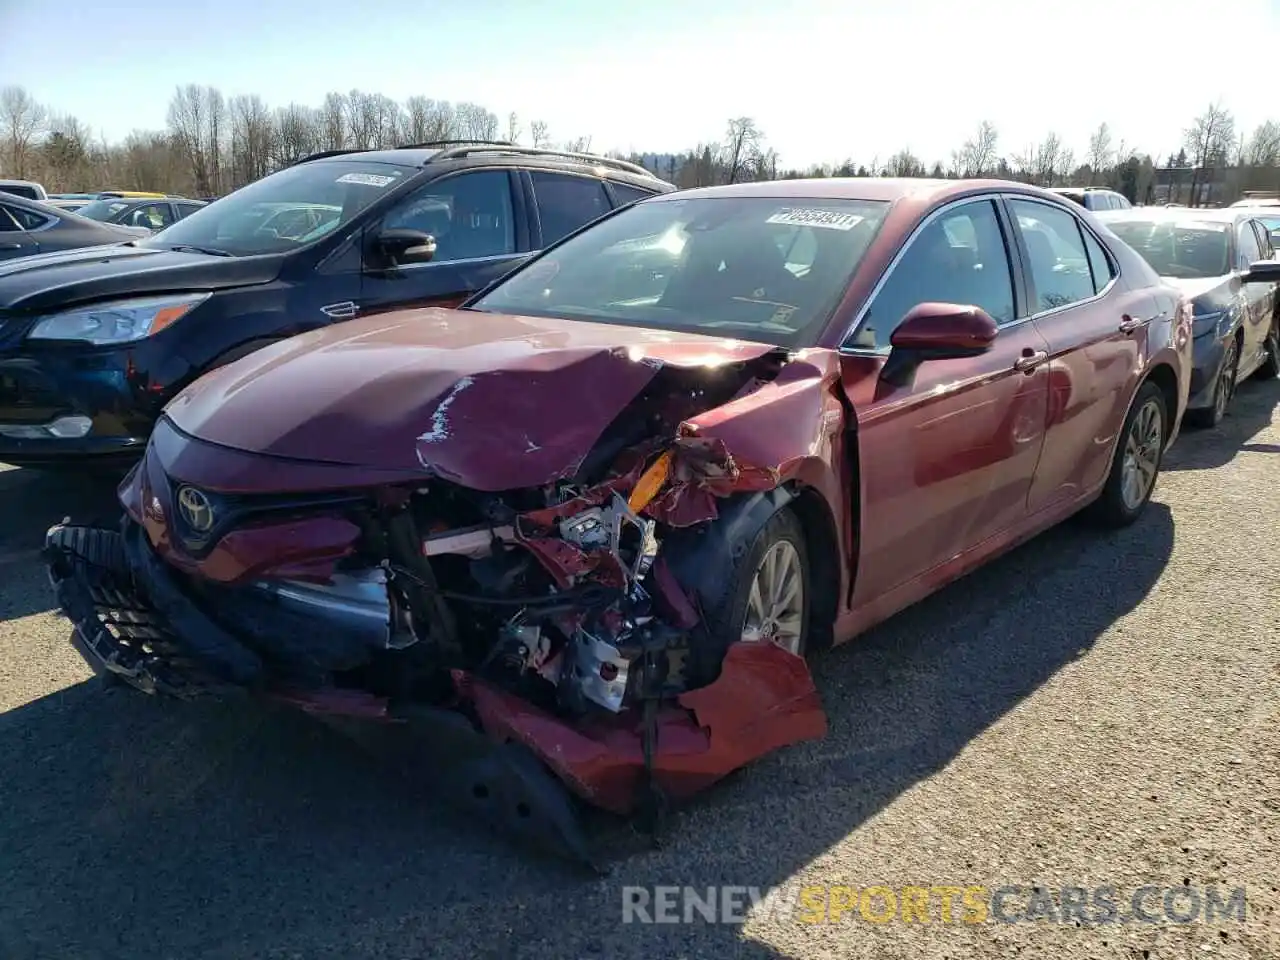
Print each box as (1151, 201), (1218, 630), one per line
(394, 139), (514, 150)
(430, 144), (656, 178)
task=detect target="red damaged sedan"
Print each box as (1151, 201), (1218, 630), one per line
(45, 178), (1192, 862)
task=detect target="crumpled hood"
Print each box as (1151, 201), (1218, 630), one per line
(164, 307), (782, 491)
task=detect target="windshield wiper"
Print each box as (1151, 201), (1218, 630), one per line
(167, 243), (233, 257)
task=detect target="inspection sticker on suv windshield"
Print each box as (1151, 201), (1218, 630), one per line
(766, 208), (863, 230)
(335, 172), (398, 187)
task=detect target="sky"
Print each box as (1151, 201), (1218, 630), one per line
(3, 0), (1280, 169)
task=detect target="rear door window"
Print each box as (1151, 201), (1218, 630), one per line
(4, 204), (50, 230)
(1009, 198), (1097, 311)
(530, 171), (611, 245)
(610, 182), (657, 207)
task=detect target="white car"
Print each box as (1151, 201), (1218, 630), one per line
(0, 179), (48, 202)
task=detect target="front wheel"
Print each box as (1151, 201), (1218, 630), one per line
(1087, 380), (1167, 528)
(1186, 335), (1238, 429)
(1253, 320), (1279, 380)
(686, 506), (811, 687)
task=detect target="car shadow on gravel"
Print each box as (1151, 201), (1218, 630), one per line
(0, 497), (1175, 959)
(1162, 376), (1280, 471)
(0, 465), (124, 619)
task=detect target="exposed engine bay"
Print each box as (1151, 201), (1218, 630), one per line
(45, 348), (832, 866)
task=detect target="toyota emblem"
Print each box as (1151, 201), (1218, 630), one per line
(176, 485), (215, 533)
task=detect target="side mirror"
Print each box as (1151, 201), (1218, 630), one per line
(881, 302), (998, 386)
(375, 228), (437, 266)
(1241, 259), (1280, 283)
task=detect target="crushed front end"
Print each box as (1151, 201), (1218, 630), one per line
(45, 375), (829, 865)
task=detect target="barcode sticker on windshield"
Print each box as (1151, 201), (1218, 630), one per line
(766, 208), (863, 230)
(335, 172), (398, 187)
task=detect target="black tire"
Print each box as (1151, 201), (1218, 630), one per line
(686, 506), (811, 687)
(1253, 319), (1279, 381)
(1186, 335), (1239, 429)
(1087, 380), (1168, 528)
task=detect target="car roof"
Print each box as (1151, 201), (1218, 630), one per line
(655, 177), (1073, 206)
(1095, 206), (1253, 225)
(298, 142), (672, 188)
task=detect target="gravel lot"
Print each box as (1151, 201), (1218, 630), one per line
(1, 381), (1278, 960)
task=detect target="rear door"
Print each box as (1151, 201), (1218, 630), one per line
(840, 196), (1051, 605)
(0, 203), (42, 259)
(1009, 196), (1147, 513)
(357, 168), (532, 316)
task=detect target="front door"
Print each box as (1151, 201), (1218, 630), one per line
(1005, 197), (1147, 513)
(358, 169), (531, 318)
(841, 197), (1050, 606)
(1237, 219), (1275, 371)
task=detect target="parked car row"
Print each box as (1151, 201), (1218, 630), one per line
(0, 192), (150, 261)
(23, 146), (1280, 863)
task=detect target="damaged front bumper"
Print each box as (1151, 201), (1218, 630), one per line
(44, 517), (827, 866)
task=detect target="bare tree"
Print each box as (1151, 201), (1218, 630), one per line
(1012, 133), (1073, 186)
(1086, 122), (1114, 183)
(455, 103), (499, 141)
(0, 85), (49, 178)
(317, 92), (347, 150)
(529, 120), (550, 148)
(951, 120), (998, 177)
(886, 148), (925, 177)
(229, 94), (274, 187)
(1184, 102), (1235, 205)
(723, 117), (763, 184)
(506, 112), (521, 144)
(166, 84), (226, 195)
(344, 90), (381, 150)
(1245, 120), (1280, 167)
(562, 135), (592, 154)
(272, 104), (317, 166)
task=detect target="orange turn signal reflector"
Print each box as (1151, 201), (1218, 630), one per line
(149, 303), (196, 334)
(628, 451), (672, 513)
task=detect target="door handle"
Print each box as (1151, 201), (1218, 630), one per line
(1013, 349), (1048, 372)
(0, 242), (22, 251)
(1119, 311), (1162, 334)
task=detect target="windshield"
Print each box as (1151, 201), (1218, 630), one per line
(78, 199), (129, 222)
(1254, 214), (1280, 234)
(1105, 219), (1231, 279)
(142, 159), (415, 256)
(470, 196), (890, 348)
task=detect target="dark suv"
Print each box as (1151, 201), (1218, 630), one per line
(0, 142), (674, 466)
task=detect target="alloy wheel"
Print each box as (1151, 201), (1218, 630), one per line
(741, 540), (805, 655)
(1120, 399), (1164, 511)
(1214, 338), (1239, 421)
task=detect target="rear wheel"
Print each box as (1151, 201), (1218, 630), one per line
(1253, 320), (1279, 380)
(1087, 380), (1167, 528)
